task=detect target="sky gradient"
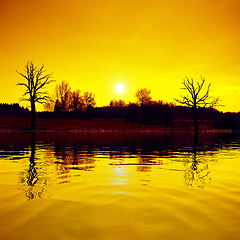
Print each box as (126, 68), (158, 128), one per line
(1, 0), (240, 112)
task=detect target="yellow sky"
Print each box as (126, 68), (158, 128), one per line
(1, 0), (240, 112)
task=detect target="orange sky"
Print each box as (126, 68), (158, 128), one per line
(1, 0), (240, 112)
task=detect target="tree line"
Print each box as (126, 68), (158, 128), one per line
(15, 61), (239, 131)
(44, 81), (96, 113)
(0, 103), (29, 116)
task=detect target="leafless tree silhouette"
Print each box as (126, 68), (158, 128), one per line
(54, 80), (71, 112)
(17, 61), (54, 130)
(135, 88), (152, 107)
(174, 76), (220, 131)
(43, 93), (55, 111)
(70, 90), (83, 112)
(82, 92), (96, 109)
(109, 99), (126, 107)
(82, 92), (96, 119)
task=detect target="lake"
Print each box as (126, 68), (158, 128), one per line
(0, 131), (240, 240)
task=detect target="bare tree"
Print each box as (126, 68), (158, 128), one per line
(69, 90), (83, 112)
(135, 88), (152, 107)
(43, 94), (55, 112)
(82, 92), (96, 119)
(17, 61), (54, 130)
(109, 99), (126, 107)
(174, 76), (220, 131)
(54, 80), (71, 112)
(82, 92), (96, 109)
(135, 88), (152, 123)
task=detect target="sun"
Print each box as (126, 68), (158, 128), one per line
(115, 84), (125, 93)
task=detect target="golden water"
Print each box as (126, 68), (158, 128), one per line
(0, 132), (239, 240)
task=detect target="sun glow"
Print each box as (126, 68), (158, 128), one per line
(115, 84), (125, 94)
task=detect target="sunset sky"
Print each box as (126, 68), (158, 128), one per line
(1, 0), (240, 112)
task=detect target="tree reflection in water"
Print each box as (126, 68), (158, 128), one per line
(137, 157), (152, 172)
(21, 132), (45, 200)
(16, 131), (233, 198)
(183, 132), (211, 188)
(137, 156), (163, 172)
(53, 143), (95, 184)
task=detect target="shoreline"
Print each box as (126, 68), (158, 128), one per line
(0, 129), (233, 133)
(0, 115), (234, 133)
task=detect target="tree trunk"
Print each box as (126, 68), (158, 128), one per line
(30, 132), (36, 164)
(31, 100), (36, 131)
(193, 131), (198, 154)
(193, 106), (198, 132)
(140, 103), (144, 123)
(27, 132), (37, 187)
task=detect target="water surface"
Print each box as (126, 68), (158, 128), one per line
(0, 131), (240, 240)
